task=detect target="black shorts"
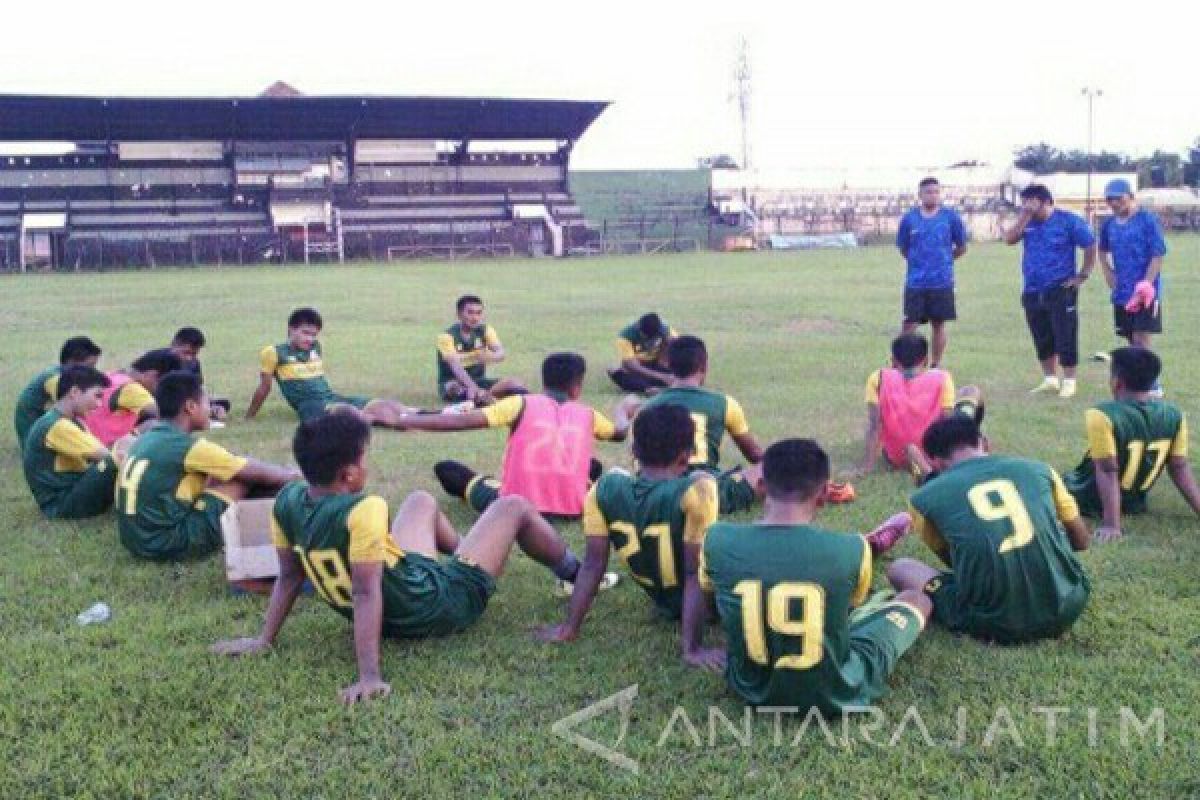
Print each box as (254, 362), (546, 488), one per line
(903, 288), (956, 324)
(1114, 301), (1162, 338)
(1021, 286), (1079, 368)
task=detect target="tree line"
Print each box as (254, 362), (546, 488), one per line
(1014, 140), (1200, 188)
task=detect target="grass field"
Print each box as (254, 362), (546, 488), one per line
(2, 240), (1198, 798)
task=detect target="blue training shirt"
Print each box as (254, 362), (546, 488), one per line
(1020, 209), (1095, 293)
(1099, 210), (1166, 306)
(896, 207), (967, 289)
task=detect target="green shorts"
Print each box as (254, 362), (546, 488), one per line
(381, 552), (496, 639)
(120, 490), (230, 561)
(44, 458), (117, 520)
(843, 600), (925, 703)
(440, 377), (498, 402)
(924, 572), (1087, 643)
(296, 394), (371, 422)
(716, 467), (758, 514)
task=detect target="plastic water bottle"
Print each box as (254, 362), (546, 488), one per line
(76, 602), (111, 625)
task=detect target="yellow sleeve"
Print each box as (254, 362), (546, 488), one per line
(45, 419), (104, 458)
(1171, 415), (1189, 458)
(851, 536), (873, 607)
(1048, 468), (1080, 524)
(183, 438), (248, 481)
(116, 382), (154, 413)
(681, 477), (719, 545)
(940, 373), (957, 411)
(484, 325), (501, 347)
(346, 495), (391, 563)
(436, 332), (457, 359)
(481, 395), (525, 429)
(698, 547), (713, 592)
(259, 346), (279, 375)
(592, 410), (616, 441)
(269, 512), (289, 548)
(724, 395), (750, 436)
(1085, 409), (1118, 460)
(44, 373), (61, 400)
(583, 485), (608, 537)
(910, 503), (951, 564)
(864, 370), (881, 405)
(615, 337), (636, 360)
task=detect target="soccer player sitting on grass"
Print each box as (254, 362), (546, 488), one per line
(536, 404), (726, 670)
(638, 335), (765, 513)
(22, 366), (117, 520)
(701, 439), (929, 713)
(85, 348), (183, 446)
(436, 294), (525, 405)
(851, 332), (984, 478)
(401, 352), (638, 518)
(247, 307), (415, 427)
(607, 312), (677, 394)
(117, 371), (298, 561)
(1063, 347), (1200, 543)
(888, 416), (1092, 644)
(170, 326), (231, 420)
(212, 409), (596, 705)
(14, 335), (102, 451)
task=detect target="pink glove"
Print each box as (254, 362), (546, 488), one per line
(1124, 280), (1156, 313)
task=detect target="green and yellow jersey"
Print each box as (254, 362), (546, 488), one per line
(1065, 400), (1187, 516)
(23, 409), (109, 512)
(108, 379), (154, 415)
(641, 386), (750, 471)
(260, 342), (336, 418)
(910, 455), (1090, 642)
(115, 422), (247, 560)
(616, 321), (676, 365)
(271, 482), (494, 637)
(436, 323), (500, 386)
(15, 366), (61, 450)
(584, 470), (718, 617)
(864, 368), (957, 408)
(701, 522), (918, 712)
(481, 392), (617, 439)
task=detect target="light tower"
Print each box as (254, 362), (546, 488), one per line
(732, 36), (752, 172)
(1081, 87), (1103, 219)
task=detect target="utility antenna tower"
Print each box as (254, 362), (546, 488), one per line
(732, 36), (752, 171)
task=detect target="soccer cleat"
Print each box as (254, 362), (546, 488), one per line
(555, 571), (620, 598)
(865, 512), (912, 555)
(1030, 377), (1060, 395)
(824, 481), (856, 504)
(1091, 351), (1112, 363)
(1058, 379), (1077, 399)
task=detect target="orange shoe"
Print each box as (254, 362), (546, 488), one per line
(825, 481), (856, 504)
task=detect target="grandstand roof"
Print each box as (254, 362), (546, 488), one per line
(0, 94), (609, 142)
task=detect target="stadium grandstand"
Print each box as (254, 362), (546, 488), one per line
(0, 84), (608, 270)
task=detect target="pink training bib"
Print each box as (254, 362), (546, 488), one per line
(84, 372), (140, 447)
(879, 368), (949, 467)
(500, 394), (595, 516)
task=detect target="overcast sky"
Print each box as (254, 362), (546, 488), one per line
(2, 0), (1196, 170)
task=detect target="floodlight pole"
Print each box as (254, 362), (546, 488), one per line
(1082, 87), (1103, 219)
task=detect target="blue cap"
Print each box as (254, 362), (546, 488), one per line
(1104, 178), (1133, 198)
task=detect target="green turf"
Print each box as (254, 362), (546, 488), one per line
(2, 241), (1197, 798)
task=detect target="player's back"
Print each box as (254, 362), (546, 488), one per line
(116, 423), (201, 551)
(592, 470), (697, 616)
(1067, 399), (1185, 514)
(643, 386), (731, 471)
(15, 365), (60, 448)
(703, 522), (877, 712)
(911, 455), (1089, 642)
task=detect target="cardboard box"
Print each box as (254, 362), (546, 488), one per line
(220, 498), (280, 583)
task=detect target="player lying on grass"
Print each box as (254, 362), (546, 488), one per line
(851, 333), (983, 479)
(638, 335), (765, 513)
(701, 438), (929, 714)
(401, 352), (637, 518)
(536, 403), (726, 670)
(888, 416), (1092, 644)
(247, 307), (415, 427)
(607, 312), (677, 394)
(22, 366), (117, 520)
(212, 409), (598, 705)
(14, 335), (102, 452)
(436, 294), (525, 405)
(85, 348), (183, 446)
(1063, 347), (1200, 543)
(118, 371), (298, 561)
(170, 326), (231, 420)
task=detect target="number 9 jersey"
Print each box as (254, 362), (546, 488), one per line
(910, 455), (1090, 643)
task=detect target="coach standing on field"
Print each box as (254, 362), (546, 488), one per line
(896, 177), (967, 367)
(1002, 184), (1096, 399)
